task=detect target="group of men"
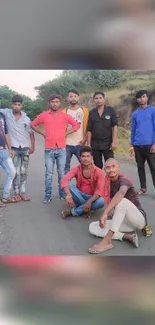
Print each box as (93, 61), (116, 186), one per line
(0, 89), (154, 254)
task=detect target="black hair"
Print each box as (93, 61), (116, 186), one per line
(48, 94), (62, 102)
(93, 91), (105, 99)
(80, 146), (93, 156)
(136, 90), (148, 99)
(12, 95), (23, 104)
(68, 89), (79, 96)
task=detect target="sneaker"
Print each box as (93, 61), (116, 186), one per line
(142, 225), (153, 237)
(42, 197), (52, 204)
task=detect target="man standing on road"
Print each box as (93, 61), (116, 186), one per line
(0, 112), (16, 207)
(61, 146), (105, 218)
(87, 91), (118, 169)
(130, 90), (155, 196)
(89, 158), (152, 255)
(0, 95), (35, 202)
(31, 94), (80, 203)
(63, 89), (89, 173)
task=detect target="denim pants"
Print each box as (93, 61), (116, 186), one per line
(65, 145), (82, 174)
(45, 148), (66, 199)
(12, 147), (30, 195)
(0, 149), (16, 199)
(69, 184), (104, 216)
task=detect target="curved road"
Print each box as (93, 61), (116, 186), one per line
(0, 135), (154, 255)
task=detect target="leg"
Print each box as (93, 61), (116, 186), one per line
(103, 149), (114, 162)
(44, 149), (55, 202)
(89, 198), (145, 253)
(12, 148), (22, 200)
(89, 220), (135, 239)
(65, 145), (73, 174)
(92, 150), (103, 169)
(1, 150), (16, 201)
(62, 184), (88, 217)
(75, 145), (82, 163)
(134, 146), (147, 191)
(56, 148), (66, 199)
(19, 148), (30, 201)
(145, 147), (155, 189)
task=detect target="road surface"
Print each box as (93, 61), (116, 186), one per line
(0, 135), (155, 255)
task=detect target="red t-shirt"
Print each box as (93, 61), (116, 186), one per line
(79, 175), (94, 195)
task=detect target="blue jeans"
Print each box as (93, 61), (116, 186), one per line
(69, 184), (104, 216)
(45, 148), (66, 199)
(65, 145), (82, 174)
(0, 149), (16, 199)
(12, 147), (30, 195)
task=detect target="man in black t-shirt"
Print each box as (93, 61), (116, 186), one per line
(89, 158), (152, 254)
(87, 91), (118, 169)
(0, 112), (16, 207)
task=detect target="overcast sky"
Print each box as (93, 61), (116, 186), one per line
(0, 70), (63, 99)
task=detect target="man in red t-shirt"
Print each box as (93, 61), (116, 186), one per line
(61, 146), (105, 218)
(31, 94), (79, 203)
(89, 158), (152, 254)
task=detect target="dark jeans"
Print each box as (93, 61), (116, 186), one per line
(92, 149), (114, 170)
(134, 145), (155, 189)
(65, 145), (82, 174)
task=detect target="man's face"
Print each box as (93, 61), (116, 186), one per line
(137, 94), (148, 106)
(12, 102), (23, 114)
(49, 98), (60, 111)
(94, 94), (105, 107)
(80, 152), (92, 166)
(105, 159), (120, 179)
(68, 92), (79, 105)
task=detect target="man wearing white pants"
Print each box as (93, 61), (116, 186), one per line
(89, 158), (152, 254)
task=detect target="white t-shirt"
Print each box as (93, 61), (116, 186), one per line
(66, 107), (84, 146)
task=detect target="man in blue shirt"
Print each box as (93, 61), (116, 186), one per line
(0, 112), (16, 207)
(130, 90), (155, 195)
(0, 95), (35, 202)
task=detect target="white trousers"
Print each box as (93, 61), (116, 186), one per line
(89, 198), (146, 241)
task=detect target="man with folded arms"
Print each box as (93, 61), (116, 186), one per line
(61, 146), (105, 218)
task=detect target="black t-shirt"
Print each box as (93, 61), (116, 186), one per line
(110, 176), (142, 211)
(0, 113), (7, 147)
(87, 106), (118, 150)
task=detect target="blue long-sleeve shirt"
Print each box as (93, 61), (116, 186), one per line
(131, 105), (155, 146)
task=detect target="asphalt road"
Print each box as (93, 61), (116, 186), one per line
(0, 135), (155, 256)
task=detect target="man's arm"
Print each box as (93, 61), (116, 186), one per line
(130, 113), (136, 147)
(61, 167), (77, 196)
(66, 115), (80, 136)
(104, 185), (129, 214)
(150, 108), (155, 153)
(31, 113), (45, 137)
(87, 113), (93, 146)
(111, 109), (118, 150)
(3, 117), (14, 157)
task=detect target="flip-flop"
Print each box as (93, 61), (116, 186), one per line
(0, 201), (6, 208)
(132, 233), (139, 248)
(20, 195), (30, 202)
(88, 243), (114, 254)
(137, 189), (147, 196)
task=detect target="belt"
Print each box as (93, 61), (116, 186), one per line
(0, 146), (5, 150)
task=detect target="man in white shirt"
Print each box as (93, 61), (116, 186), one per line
(63, 89), (89, 173)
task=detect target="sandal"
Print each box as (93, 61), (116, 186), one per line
(2, 197), (18, 203)
(11, 195), (22, 202)
(89, 243), (114, 254)
(20, 195), (30, 202)
(137, 188), (147, 196)
(0, 201), (6, 208)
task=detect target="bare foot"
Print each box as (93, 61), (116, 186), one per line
(89, 238), (114, 254)
(62, 209), (72, 219)
(12, 195), (22, 202)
